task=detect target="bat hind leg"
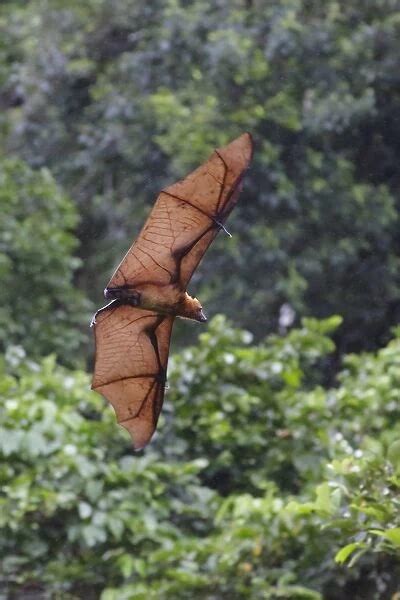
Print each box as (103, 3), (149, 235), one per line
(104, 287), (141, 306)
(127, 292), (141, 307)
(91, 289), (142, 326)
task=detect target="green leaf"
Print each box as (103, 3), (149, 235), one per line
(371, 528), (400, 547)
(117, 554), (135, 579)
(335, 542), (366, 565)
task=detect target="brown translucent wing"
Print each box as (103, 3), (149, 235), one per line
(108, 132), (253, 290)
(92, 304), (174, 449)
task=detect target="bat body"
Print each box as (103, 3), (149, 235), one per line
(91, 133), (253, 449)
(103, 284), (206, 322)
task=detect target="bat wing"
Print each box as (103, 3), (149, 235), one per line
(92, 303), (174, 449)
(107, 132), (253, 291)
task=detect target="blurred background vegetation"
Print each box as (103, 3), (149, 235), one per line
(1, 0), (400, 598)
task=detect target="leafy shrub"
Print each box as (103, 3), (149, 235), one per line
(0, 348), (218, 598)
(2, 318), (400, 598)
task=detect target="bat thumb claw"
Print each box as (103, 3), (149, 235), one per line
(215, 220), (232, 237)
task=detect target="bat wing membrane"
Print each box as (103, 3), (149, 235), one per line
(92, 304), (174, 449)
(107, 133), (253, 290)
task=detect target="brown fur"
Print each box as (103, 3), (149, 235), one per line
(178, 293), (204, 321)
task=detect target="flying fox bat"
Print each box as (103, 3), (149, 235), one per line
(91, 133), (253, 449)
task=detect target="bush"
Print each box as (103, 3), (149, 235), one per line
(2, 317), (400, 598)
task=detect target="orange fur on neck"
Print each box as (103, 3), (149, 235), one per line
(180, 293), (203, 320)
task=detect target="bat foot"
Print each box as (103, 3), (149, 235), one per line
(104, 287), (123, 299)
(105, 287), (141, 306)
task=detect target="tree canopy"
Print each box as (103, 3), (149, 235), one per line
(2, 0), (400, 353)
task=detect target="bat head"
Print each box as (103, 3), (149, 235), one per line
(181, 294), (208, 323)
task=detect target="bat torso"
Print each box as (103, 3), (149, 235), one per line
(104, 284), (206, 322)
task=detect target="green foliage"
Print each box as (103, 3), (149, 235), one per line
(292, 335), (400, 566)
(0, 158), (90, 365)
(0, 347), (219, 598)
(2, 0), (400, 351)
(2, 318), (400, 599)
(165, 315), (342, 494)
(1, 1), (400, 598)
